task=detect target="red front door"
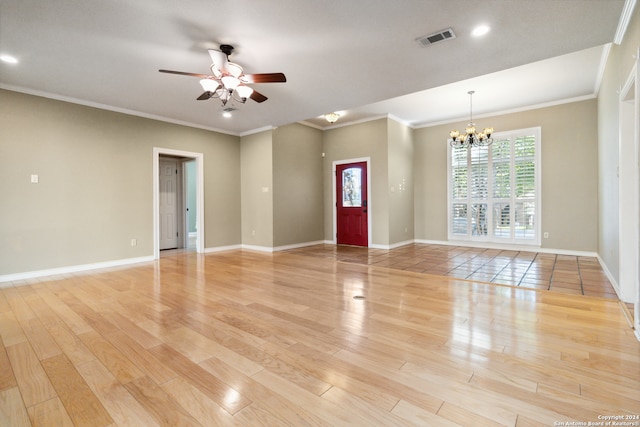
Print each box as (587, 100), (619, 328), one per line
(336, 161), (368, 246)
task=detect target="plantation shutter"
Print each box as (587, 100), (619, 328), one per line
(513, 134), (537, 240)
(448, 127), (540, 245)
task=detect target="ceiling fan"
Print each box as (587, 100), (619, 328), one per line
(159, 44), (286, 106)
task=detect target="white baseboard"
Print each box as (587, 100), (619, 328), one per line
(273, 240), (326, 252)
(389, 240), (415, 250)
(0, 256), (155, 286)
(369, 241), (414, 250)
(241, 244), (274, 253)
(368, 243), (388, 249)
(597, 254), (622, 300)
(203, 244), (242, 253)
(414, 239), (599, 257)
(209, 240), (327, 253)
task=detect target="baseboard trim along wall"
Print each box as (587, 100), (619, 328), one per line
(597, 253), (621, 302)
(0, 256), (155, 286)
(204, 244), (242, 253)
(273, 240), (326, 252)
(238, 240), (326, 253)
(415, 239), (599, 258)
(1, 240), (614, 290)
(240, 244), (274, 253)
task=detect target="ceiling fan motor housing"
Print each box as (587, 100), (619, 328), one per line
(220, 44), (234, 57)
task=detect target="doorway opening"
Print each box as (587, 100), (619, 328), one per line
(333, 157), (371, 247)
(153, 148), (204, 259)
(618, 51), (639, 338)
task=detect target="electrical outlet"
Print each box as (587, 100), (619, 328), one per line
(543, 232), (549, 239)
(130, 239), (137, 246)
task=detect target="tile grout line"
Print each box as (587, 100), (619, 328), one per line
(515, 251), (535, 287)
(576, 256), (585, 296)
(547, 254), (558, 291)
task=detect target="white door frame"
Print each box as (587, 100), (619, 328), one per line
(633, 48), (640, 338)
(618, 49), (639, 340)
(182, 159), (197, 250)
(153, 147), (204, 259)
(332, 157), (372, 247)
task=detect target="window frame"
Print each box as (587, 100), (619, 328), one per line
(447, 126), (542, 246)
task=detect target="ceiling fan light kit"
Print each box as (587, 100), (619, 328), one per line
(160, 44), (286, 109)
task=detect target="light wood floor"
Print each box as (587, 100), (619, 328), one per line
(1, 249), (638, 426)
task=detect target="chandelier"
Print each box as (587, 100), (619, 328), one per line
(324, 112), (340, 123)
(198, 61), (254, 107)
(448, 91), (494, 148)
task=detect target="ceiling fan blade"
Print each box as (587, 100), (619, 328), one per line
(208, 49), (228, 74)
(242, 73), (287, 84)
(196, 92), (213, 101)
(250, 90), (268, 103)
(159, 69), (210, 78)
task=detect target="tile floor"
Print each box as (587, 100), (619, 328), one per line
(284, 243), (619, 300)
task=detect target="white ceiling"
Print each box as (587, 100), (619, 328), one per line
(0, 0), (629, 135)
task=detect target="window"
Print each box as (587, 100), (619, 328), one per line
(342, 167), (362, 207)
(448, 127), (541, 245)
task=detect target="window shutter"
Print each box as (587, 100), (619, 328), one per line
(491, 137), (512, 239)
(448, 127), (540, 245)
(513, 135), (536, 240)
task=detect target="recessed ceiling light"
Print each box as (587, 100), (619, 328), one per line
(0, 54), (18, 64)
(222, 111), (232, 118)
(471, 25), (490, 37)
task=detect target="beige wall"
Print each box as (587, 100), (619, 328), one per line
(387, 119), (414, 245)
(4, 17), (637, 278)
(240, 130), (274, 248)
(272, 123), (324, 247)
(323, 118), (389, 246)
(0, 89), (241, 275)
(414, 99), (599, 252)
(598, 9), (640, 288)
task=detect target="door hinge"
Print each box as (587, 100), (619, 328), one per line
(176, 232), (179, 237)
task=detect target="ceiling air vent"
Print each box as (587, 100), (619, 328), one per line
(415, 28), (456, 47)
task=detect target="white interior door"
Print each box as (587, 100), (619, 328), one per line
(153, 148), (204, 259)
(159, 159), (178, 250)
